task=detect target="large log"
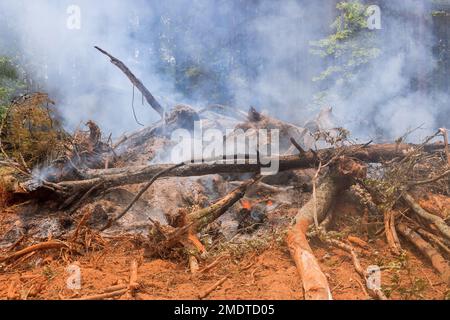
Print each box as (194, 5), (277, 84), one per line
(15, 142), (446, 197)
(34, 142), (446, 195)
(286, 176), (341, 300)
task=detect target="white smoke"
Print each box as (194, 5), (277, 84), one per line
(0, 0), (447, 141)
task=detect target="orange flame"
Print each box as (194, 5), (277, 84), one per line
(241, 199), (252, 210)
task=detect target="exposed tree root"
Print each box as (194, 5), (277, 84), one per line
(286, 176), (341, 300)
(397, 223), (450, 286)
(403, 192), (450, 241)
(100, 163), (184, 232)
(324, 237), (388, 300)
(0, 240), (69, 263)
(198, 276), (229, 300)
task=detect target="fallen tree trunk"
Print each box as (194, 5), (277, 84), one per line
(22, 142), (447, 195)
(397, 223), (450, 285)
(286, 175), (342, 300)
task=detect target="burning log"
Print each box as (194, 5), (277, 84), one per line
(286, 175), (342, 300)
(23, 142), (446, 196)
(95, 46), (165, 119)
(145, 177), (259, 257)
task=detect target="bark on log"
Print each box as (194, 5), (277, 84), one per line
(146, 177), (258, 257)
(24, 142), (447, 195)
(397, 223), (450, 285)
(95, 46), (165, 118)
(188, 178), (259, 232)
(286, 176), (341, 300)
(403, 192), (450, 241)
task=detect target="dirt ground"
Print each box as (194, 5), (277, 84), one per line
(0, 196), (448, 300)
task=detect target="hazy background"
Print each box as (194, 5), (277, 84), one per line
(0, 0), (448, 141)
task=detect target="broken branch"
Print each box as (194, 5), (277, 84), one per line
(402, 192), (450, 241)
(1, 240), (69, 263)
(397, 223), (450, 285)
(94, 46), (165, 119)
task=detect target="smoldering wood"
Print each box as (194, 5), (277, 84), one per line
(145, 177), (258, 257)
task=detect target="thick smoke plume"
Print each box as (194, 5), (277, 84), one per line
(0, 0), (447, 140)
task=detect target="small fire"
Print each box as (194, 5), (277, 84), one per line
(241, 199), (253, 210)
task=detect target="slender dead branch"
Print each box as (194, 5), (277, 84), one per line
(95, 46), (165, 118)
(290, 137), (306, 154)
(100, 163), (184, 232)
(199, 254), (229, 274)
(72, 288), (128, 300)
(70, 208), (94, 242)
(324, 237), (388, 300)
(408, 170), (450, 187)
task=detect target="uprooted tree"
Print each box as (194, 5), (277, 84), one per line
(0, 47), (449, 300)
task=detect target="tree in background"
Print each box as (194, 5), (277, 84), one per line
(310, 1), (381, 88)
(0, 57), (25, 120)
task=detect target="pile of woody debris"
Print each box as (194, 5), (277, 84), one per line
(0, 47), (449, 300)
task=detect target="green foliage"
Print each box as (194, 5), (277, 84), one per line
(0, 57), (25, 121)
(2, 93), (67, 167)
(310, 1), (381, 85)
